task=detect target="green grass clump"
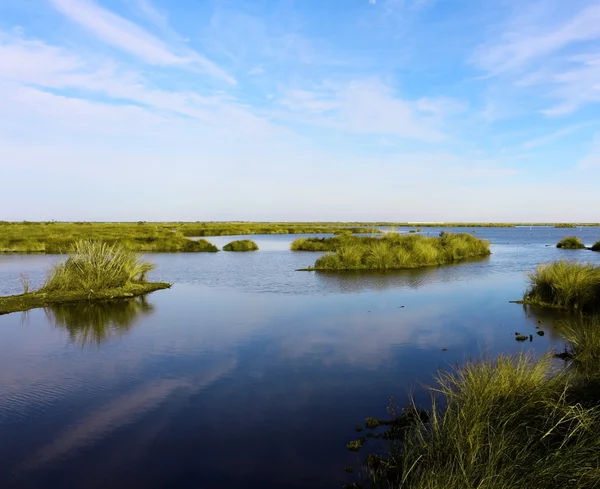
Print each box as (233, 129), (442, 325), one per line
(556, 236), (586, 249)
(43, 240), (155, 292)
(524, 261), (600, 311)
(222, 240), (259, 252)
(303, 233), (490, 270)
(290, 237), (339, 251)
(0, 240), (171, 315)
(592, 241), (600, 252)
(352, 353), (600, 489)
(555, 223), (576, 228)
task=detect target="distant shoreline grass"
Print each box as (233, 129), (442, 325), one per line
(294, 233), (490, 270)
(0, 240), (171, 315)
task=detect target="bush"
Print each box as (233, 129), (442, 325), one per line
(222, 240), (259, 252)
(524, 260), (600, 311)
(43, 240), (155, 292)
(557, 236), (586, 249)
(592, 241), (600, 252)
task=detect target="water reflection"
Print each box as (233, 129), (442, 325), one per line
(313, 256), (491, 293)
(44, 297), (154, 346)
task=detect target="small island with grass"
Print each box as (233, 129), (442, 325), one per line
(0, 240), (171, 315)
(520, 260), (600, 311)
(592, 240), (600, 252)
(294, 232), (490, 270)
(556, 236), (586, 249)
(222, 239), (259, 252)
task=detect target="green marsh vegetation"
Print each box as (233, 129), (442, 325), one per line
(0, 240), (170, 315)
(523, 261), (600, 312)
(592, 241), (600, 252)
(555, 223), (576, 228)
(556, 236), (586, 249)
(295, 233), (490, 270)
(346, 351), (600, 489)
(0, 221), (218, 253)
(222, 239), (259, 252)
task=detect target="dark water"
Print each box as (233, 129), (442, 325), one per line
(1, 227), (600, 489)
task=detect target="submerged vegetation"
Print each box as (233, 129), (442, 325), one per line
(0, 240), (170, 314)
(523, 261), (600, 312)
(556, 236), (586, 249)
(222, 239), (259, 252)
(297, 233), (490, 270)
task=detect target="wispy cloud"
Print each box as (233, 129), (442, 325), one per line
(278, 80), (448, 142)
(472, 1), (600, 116)
(578, 134), (600, 170)
(49, 0), (235, 84)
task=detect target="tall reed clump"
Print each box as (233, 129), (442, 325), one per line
(222, 240), (259, 252)
(349, 353), (600, 489)
(556, 236), (586, 249)
(524, 261), (600, 311)
(291, 237), (340, 251)
(306, 233), (490, 270)
(558, 315), (600, 379)
(42, 240), (155, 292)
(592, 241), (600, 252)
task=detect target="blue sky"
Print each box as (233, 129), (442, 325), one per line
(1, 0), (599, 221)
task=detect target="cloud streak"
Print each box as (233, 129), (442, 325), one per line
(49, 0), (235, 84)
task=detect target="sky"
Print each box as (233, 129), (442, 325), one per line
(1, 0), (599, 221)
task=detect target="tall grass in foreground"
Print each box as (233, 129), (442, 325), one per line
(222, 240), (259, 252)
(524, 261), (600, 311)
(43, 240), (155, 292)
(299, 233), (490, 270)
(350, 353), (600, 489)
(556, 236), (586, 249)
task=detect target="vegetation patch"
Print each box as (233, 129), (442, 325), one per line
(555, 223), (576, 228)
(523, 261), (600, 312)
(297, 233), (490, 270)
(556, 236), (586, 249)
(346, 353), (600, 489)
(0, 240), (171, 315)
(222, 240), (259, 252)
(592, 241), (600, 252)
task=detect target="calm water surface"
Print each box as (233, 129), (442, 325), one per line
(1, 227), (600, 489)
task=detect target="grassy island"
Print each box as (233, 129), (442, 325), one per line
(522, 261), (600, 311)
(556, 236), (586, 249)
(0, 240), (171, 315)
(592, 241), (600, 252)
(555, 223), (576, 228)
(296, 233), (490, 270)
(222, 240), (259, 252)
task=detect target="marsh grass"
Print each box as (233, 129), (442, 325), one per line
(43, 240), (155, 292)
(351, 353), (600, 489)
(524, 261), (600, 311)
(556, 236), (586, 249)
(222, 239), (259, 252)
(555, 223), (576, 228)
(592, 241), (600, 252)
(298, 233), (490, 270)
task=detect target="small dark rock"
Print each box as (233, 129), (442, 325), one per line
(442, 347), (448, 352)
(537, 330), (545, 336)
(515, 335), (528, 342)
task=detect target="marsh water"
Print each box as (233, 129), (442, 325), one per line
(1, 227), (600, 489)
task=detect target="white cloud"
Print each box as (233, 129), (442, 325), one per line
(49, 0), (235, 84)
(278, 80), (448, 142)
(0, 31), (275, 136)
(472, 2), (600, 116)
